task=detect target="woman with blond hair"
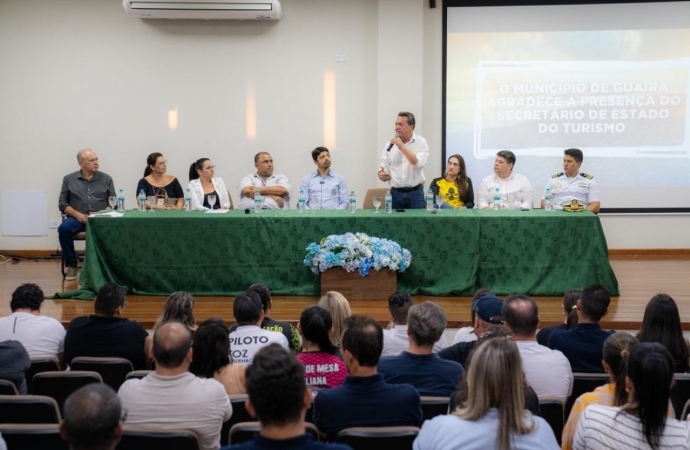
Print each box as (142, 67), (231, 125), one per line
(145, 291), (198, 360)
(413, 337), (559, 450)
(318, 291), (351, 348)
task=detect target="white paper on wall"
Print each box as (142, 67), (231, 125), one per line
(1, 191), (49, 236)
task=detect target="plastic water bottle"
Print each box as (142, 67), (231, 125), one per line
(254, 190), (262, 213)
(117, 189), (125, 211)
(349, 190), (356, 213)
(544, 187), (552, 211)
(184, 188), (192, 211)
(138, 189), (146, 212)
(385, 190), (392, 213)
(492, 187), (501, 211)
(298, 188), (306, 213)
(426, 188), (434, 212)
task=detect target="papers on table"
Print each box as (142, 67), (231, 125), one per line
(204, 209), (229, 214)
(89, 211), (124, 218)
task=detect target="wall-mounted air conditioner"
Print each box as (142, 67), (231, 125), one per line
(123, 0), (282, 20)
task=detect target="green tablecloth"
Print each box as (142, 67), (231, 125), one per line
(77, 209), (618, 297)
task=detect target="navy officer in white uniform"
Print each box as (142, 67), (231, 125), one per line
(542, 148), (600, 213)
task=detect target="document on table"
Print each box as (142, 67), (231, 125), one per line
(204, 209), (229, 214)
(89, 211), (124, 218)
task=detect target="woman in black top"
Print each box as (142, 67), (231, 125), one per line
(136, 152), (184, 210)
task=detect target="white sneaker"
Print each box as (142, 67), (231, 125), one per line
(65, 266), (79, 281)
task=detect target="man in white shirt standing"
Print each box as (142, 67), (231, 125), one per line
(0, 283), (65, 364)
(118, 322), (232, 450)
(238, 152), (292, 210)
(229, 291), (289, 365)
(382, 291), (447, 356)
(378, 111), (429, 209)
(501, 293), (573, 402)
(477, 150), (534, 210)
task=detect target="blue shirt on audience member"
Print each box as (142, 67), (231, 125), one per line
(312, 373), (422, 441)
(377, 351), (465, 397)
(299, 171), (348, 210)
(547, 323), (614, 373)
(221, 433), (352, 450)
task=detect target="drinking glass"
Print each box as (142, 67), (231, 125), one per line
(506, 194), (515, 210)
(372, 197), (382, 213)
(108, 196), (117, 210)
(208, 194), (217, 210)
(309, 195), (319, 212)
(435, 195), (444, 210)
(147, 196), (156, 212)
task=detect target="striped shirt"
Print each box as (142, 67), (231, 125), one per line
(563, 383), (616, 450)
(573, 404), (690, 450)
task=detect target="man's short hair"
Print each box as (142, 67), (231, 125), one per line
(501, 294), (539, 336)
(341, 316), (383, 367)
(233, 291), (263, 326)
(496, 150), (516, 167)
(398, 111), (416, 129)
(580, 284), (610, 322)
(388, 291), (413, 323)
(62, 384), (121, 449)
(76, 149), (91, 162)
(247, 283), (271, 312)
(246, 344), (305, 426)
(311, 147), (329, 161)
(94, 283), (126, 316)
(254, 152), (270, 163)
(408, 301), (447, 347)
(152, 322), (193, 369)
(564, 148), (583, 163)
(10, 283), (44, 312)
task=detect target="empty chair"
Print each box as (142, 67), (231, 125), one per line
(69, 356), (133, 391)
(220, 394), (254, 446)
(682, 398), (690, 421)
(26, 356), (61, 394)
(565, 372), (609, 419)
(538, 396), (565, 445)
(671, 374), (690, 420)
(362, 188), (389, 210)
(0, 424), (68, 449)
(420, 396), (450, 421)
(125, 370), (153, 381)
(116, 426), (200, 450)
(0, 380), (18, 395)
(0, 395), (61, 424)
(32, 371), (102, 412)
(229, 422), (323, 445)
(335, 426), (420, 450)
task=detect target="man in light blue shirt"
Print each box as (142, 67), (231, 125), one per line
(299, 147), (349, 210)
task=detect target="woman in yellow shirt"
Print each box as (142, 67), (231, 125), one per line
(430, 154), (474, 209)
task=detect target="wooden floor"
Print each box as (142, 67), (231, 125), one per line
(1, 257), (689, 330)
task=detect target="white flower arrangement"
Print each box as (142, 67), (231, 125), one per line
(304, 232), (412, 276)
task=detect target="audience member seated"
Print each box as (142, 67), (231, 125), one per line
(537, 288), (580, 347)
(449, 327), (541, 416)
(502, 294), (573, 401)
(0, 283), (65, 363)
(414, 337), (559, 450)
(378, 301), (464, 397)
(229, 291), (289, 365)
(562, 333), (638, 450)
(439, 293), (504, 367)
(64, 283), (148, 369)
(145, 291), (198, 358)
(451, 288), (493, 344)
(636, 293), (689, 373)
(136, 152), (184, 209)
(296, 305), (347, 389)
(220, 344), (352, 450)
(382, 292), (447, 356)
(118, 322), (232, 450)
(318, 291), (351, 349)
(187, 158), (231, 210)
(548, 284), (614, 373)
(312, 316), (422, 441)
(189, 318), (247, 395)
(573, 343), (690, 449)
(0, 340), (30, 394)
(60, 384), (123, 450)
(229, 283), (301, 352)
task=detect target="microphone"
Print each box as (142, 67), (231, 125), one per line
(244, 208), (250, 214)
(386, 133), (399, 152)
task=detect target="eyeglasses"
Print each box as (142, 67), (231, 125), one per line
(120, 407), (128, 423)
(121, 301), (128, 308)
(157, 160), (168, 166)
(204, 165), (216, 170)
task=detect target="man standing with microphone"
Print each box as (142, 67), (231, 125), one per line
(378, 111), (429, 209)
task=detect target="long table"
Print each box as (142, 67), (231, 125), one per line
(79, 209), (619, 297)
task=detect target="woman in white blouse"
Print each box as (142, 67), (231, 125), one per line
(187, 158), (231, 210)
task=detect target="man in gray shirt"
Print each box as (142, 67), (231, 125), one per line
(58, 149), (115, 280)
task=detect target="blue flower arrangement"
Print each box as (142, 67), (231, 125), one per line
(304, 232), (412, 276)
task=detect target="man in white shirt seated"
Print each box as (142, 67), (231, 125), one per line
(229, 291), (289, 365)
(118, 322), (232, 450)
(0, 283), (65, 364)
(502, 293), (573, 402)
(238, 152), (291, 210)
(382, 291), (447, 356)
(477, 150), (534, 210)
(542, 148), (601, 213)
